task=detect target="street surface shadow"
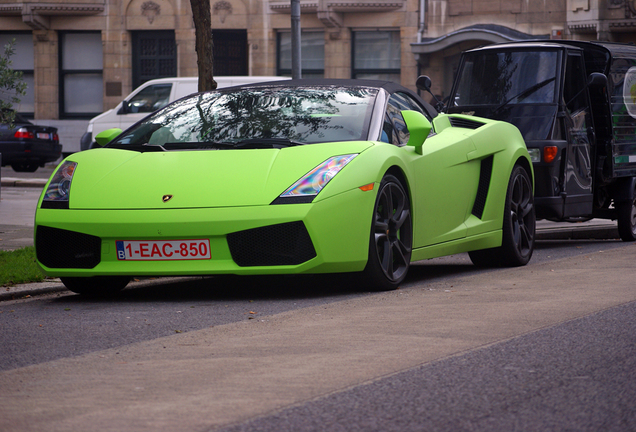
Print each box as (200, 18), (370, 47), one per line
(50, 239), (627, 304)
(534, 238), (621, 250)
(54, 263), (474, 304)
(404, 263), (481, 286)
(55, 274), (370, 304)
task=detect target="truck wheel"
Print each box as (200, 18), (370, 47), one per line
(469, 164), (535, 267)
(61, 276), (130, 296)
(617, 184), (636, 242)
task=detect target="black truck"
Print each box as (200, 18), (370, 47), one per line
(420, 40), (636, 241)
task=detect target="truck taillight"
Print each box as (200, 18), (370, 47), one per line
(544, 146), (558, 163)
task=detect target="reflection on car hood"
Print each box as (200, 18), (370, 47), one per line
(64, 141), (373, 210)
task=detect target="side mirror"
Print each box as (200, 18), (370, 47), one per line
(415, 75), (445, 113)
(94, 128), (122, 147)
(588, 72), (608, 88)
(118, 100), (130, 115)
(416, 75), (433, 92)
(402, 110), (432, 155)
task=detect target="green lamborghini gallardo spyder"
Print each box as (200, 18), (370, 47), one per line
(35, 79), (535, 295)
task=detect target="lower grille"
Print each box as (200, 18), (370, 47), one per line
(227, 221), (317, 267)
(36, 226), (101, 269)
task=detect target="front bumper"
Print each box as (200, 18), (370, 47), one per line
(35, 187), (376, 277)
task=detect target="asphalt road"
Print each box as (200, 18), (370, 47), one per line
(1, 241), (635, 431)
(219, 301), (636, 432)
(0, 239), (629, 372)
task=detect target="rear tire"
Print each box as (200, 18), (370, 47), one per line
(11, 163), (38, 172)
(469, 164), (535, 267)
(617, 183), (636, 242)
(360, 174), (412, 291)
(61, 276), (130, 296)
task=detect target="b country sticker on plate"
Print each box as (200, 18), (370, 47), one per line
(116, 240), (211, 261)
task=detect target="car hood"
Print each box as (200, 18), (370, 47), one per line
(65, 142), (373, 210)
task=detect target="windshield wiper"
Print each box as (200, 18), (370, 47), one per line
(161, 142), (233, 150)
(232, 138), (304, 149)
(106, 143), (166, 152)
(163, 138), (304, 150)
(116, 138), (305, 152)
(493, 77), (556, 113)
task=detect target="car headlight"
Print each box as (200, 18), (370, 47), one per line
(272, 154), (357, 204)
(41, 161), (77, 209)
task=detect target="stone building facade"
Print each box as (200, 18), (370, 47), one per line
(0, 0), (634, 152)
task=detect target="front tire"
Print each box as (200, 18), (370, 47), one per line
(617, 182), (636, 242)
(61, 276), (130, 296)
(360, 174), (413, 291)
(469, 164), (535, 267)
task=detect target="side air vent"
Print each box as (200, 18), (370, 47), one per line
(449, 117), (485, 130)
(472, 156), (494, 219)
(227, 221), (317, 267)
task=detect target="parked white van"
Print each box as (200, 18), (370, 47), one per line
(79, 76), (288, 151)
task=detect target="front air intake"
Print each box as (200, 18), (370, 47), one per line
(36, 226), (101, 269)
(227, 221), (317, 266)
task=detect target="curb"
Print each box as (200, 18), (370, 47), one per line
(0, 281), (66, 301)
(0, 285), (66, 301)
(1, 178), (47, 188)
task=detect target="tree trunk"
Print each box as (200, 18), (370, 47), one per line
(190, 0), (216, 91)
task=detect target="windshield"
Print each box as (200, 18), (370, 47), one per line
(453, 50), (559, 106)
(108, 86), (378, 150)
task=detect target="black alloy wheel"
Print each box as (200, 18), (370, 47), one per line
(361, 174), (413, 291)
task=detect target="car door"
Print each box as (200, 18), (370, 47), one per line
(386, 93), (479, 247)
(561, 52), (594, 217)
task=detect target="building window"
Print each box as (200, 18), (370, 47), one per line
(59, 32), (103, 119)
(131, 31), (176, 89)
(277, 31), (324, 78)
(0, 32), (34, 117)
(352, 31), (400, 82)
(214, 30), (248, 76)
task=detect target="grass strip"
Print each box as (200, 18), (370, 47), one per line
(0, 246), (45, 286)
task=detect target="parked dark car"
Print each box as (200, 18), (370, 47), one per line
(0, 110), (62, 172)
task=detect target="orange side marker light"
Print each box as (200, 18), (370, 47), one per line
(359, 183), (374, 192)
